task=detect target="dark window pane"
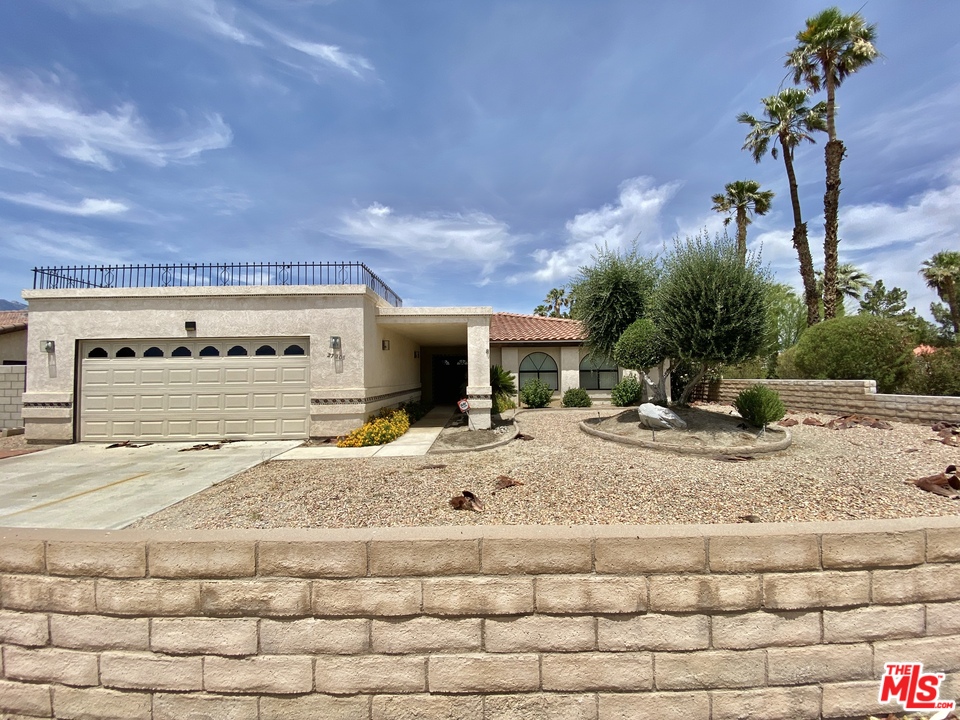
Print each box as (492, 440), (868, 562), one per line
(228, 345), (248, 356)
(116, 347), (136, 358)
(199, 345), (220, 357)
(283, 344), (305, 356)
(255, 345), (277, 356)
(87, 347), (108, 358)
(144, 346), (164, 357)
(172, 346), (192, 357)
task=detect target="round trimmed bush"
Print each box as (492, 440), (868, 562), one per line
(519, 378), (553, 408)
(734, 384), (786, 429)
(613, 318), (664, 371)
(561, 388), (592, 408)
(793, 315), (913, 393)
(610, 376), (642, 407)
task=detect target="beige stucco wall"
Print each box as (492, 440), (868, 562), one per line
(20, 286), (417, 441)
(0, 327), (27, 364)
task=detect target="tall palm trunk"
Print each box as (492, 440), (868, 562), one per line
(781, 136), (820, 326)
(821, 77), (842, 320)
(946, 278), (960, 335)
(735, 207), (748, 265)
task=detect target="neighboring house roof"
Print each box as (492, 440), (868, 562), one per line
(0, 311), (27, 335)
(490, 312), (587, 344)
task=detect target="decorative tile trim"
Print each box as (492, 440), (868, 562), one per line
(23, 401), (73, 408)
(467, 394), (492, 400)
(311, 388), (421, 406)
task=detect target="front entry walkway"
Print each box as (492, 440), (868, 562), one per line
(275, 406), (454, 459)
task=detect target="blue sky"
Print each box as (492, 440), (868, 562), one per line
(0, 1), (958, 319)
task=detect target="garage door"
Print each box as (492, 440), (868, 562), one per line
(79, 338), (310, 441)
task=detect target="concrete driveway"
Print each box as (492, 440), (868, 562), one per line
(0, 440), (301, 529)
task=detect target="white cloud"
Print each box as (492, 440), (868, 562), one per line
(0, 74), (232, 169)
(336, 203), (515, 278)
(63, 0), (374, 81)
(0, 192), (129, 217)
(0, 222), (130, 265)
(273, 33), (374, 77)
(520, 176), (681, 284)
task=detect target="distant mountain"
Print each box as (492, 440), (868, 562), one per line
(0, 300), (26, 310)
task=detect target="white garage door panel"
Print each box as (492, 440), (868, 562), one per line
(80, 338), (310, 441)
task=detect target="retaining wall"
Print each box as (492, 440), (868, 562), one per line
(696, 378), (960, 424)
(0, 365), (25, 430)
(1, 521), (959, 719)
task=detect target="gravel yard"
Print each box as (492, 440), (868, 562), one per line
(129, 404), (960, 530)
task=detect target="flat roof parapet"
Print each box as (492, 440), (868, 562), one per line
(31, 261), (402, 307)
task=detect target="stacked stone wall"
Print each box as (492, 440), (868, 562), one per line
(1, 521), (958, 719)
(697, 378), (960, 424)
(0, 365), (25, 430)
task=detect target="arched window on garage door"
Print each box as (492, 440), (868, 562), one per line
(519, 352), (558, 391)
(579, 354), (619, 390)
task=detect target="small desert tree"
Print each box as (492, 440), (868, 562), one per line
(569, 245), (658, 360)
(650, 231), (769, 404)
(613, 318), (666, 401)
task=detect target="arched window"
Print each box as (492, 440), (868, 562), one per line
(255, 345), (277, 356)
(171, 346), (192, 357)
(199, 345), (220, 357)
(115, 347), (136, 358)
(283, 344), (305, 356)
(144, 346), (164, 358)
(87, 347), (108, 358)
(519, 352), (558, 391)
(227, 345), (248, 356)
(579, 355), (619, 390)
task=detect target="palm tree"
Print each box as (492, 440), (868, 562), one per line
(542, 287), (571, 318)
(920, 251), (960, 335)
(710, 180), (774, 265)
(739, 88), (826, 327)
(787, 7), (879, 320)
(815, 262), (872, 315)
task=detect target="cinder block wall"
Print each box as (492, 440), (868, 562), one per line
(0, 365), (25, 430)
(698, 378), (960, 424)
(1, 521), (958, 719)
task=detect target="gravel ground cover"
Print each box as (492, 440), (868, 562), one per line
(129, 404), (960, 529)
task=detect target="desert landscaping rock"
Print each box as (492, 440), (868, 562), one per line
(129, 404), (960, 530)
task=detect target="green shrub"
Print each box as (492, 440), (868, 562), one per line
(774, 346), (801, 379)
(613, 318), (664, 371)
(338, 408), (411, 447)
(492, 393), (517, 414)
(490, 365), (517, 414)
(734, 384), (786, 429)
(519, 378), (553, 408)
(793, 315), (913, 393)
(561, 388), (593, 408)
(902, 346), (960, 396)
(610, 376), (642, 406)
(399, 400), (429, 423)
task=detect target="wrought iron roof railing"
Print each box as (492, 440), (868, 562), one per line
(31, 261), (402, 307)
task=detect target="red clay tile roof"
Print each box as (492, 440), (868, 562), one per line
(0, 311), (27, 334)
(490, 312), (587, 343)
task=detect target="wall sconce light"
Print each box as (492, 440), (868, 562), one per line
(329, 336), (341, 351)
(41, 340), (55, 354)
(382, 340), (390, 351)
(185, 321), (197, 331)
(328, 336), (343, 360)
(414, 350), (420, 359)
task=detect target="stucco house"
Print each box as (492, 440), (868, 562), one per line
(18, 262), (666, 444)
(0, 310), (27, 365)
(0, 310), (28, 432)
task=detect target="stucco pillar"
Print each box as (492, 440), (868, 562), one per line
(560, 346), (579, 394)
(466, 317), (492, 429)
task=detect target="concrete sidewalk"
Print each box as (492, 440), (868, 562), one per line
(275, 406), (455, 459)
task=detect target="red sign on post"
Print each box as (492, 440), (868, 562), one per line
(457, 399), (470, 413)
